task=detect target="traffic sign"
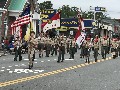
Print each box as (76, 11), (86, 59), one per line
(95, 7), (106, 12)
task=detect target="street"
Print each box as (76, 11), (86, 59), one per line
(0, 50), (120, 90)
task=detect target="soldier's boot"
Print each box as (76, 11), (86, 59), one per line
(39, 54), (41, 58)
(95, 58), (97, 62)
(19, 56), (22, 61)
(85, 58), (87, 63)
(61, 60), (64, 62)
(113, 55), (116, 59)
(88, 57), (90, 64)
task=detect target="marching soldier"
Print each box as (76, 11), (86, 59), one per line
(117, 39), (120, 56)
(13, 36), (22, 61)
(101, 36), (108, 59)
(66, 36), (71, 53)
(84, 37), (91, 63)
(51, 38), (58, 56)
(38, 34), (44, 58)
(69, 38), (76, 59)
(80, 42), (85, 58)
(57, 39), (65, 63)
(45, 38), (51, 57)
(111, 38), (118, 59)
(93, 37), (99, 62)
(28, 31), (37, 69)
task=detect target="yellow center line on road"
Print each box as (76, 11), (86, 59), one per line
(0, 57), (113, 87)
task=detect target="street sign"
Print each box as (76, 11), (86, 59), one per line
(95, 7), (106, 12)
(70, 31), (73, 35)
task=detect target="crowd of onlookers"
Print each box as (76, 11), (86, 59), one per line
(0, 36), (28, 54)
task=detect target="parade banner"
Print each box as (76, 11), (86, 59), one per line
(61, 18), (93, 28)
(76, 32), (86, 47)
(40, 9), (57, 22)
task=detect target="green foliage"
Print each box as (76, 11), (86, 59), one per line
(39, 1), (53, 11)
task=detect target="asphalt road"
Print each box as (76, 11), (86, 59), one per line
(0, 50), (120, 90)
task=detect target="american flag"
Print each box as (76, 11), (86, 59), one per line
(11, 4), (30, 38)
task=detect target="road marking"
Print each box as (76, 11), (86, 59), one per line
(34, 62), (37, 64)
(2, 67), (5, 69)
(41, 61), (44, 62)
(7, 69), (10, 71)
(65, 59), (74, 61)
(48, 60), (50, 61)
(8, 69), (44, 74)
(54, 59), (57, 61)
(24, 59), (38, 61)
(15, 65), (19, 67)
(0, 56), (113, 87)
(1, 70), (4, 72)
(8, 66), (12, 67)
(24, 59), (29, 60)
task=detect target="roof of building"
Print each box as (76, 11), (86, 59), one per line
(8, 0), (26, 11)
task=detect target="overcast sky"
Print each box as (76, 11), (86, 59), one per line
(38, 0), (120, 19)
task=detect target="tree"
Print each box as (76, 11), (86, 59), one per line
(59, 5), (78, 18)
(39, 1), (53, 11)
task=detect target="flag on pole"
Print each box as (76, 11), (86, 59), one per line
(75, 12), (86, 47)
(11, 4), (30, 39)
(42, 12), (60, 33)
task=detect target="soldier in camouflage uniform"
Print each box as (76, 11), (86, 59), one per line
(45, 37), (51, 57)
(111, 38), (118, 59)
(117, 39), (120, 56)
(57, 39), (65, 63)
(84, 37), (91, 63)
(101, 36), (108, 59)
(93, 37), (99, 62)
(28, 31), (37, 69)
(13, 36), (22, 61)
(69, 38), (76, 59)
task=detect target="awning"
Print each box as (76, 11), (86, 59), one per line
(8, 0), (26, 11)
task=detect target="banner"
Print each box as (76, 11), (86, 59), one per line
(76, 32), (86, 47)
(61, 18), (93, 28)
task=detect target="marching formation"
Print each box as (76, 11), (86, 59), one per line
(12, 31), (120, 69)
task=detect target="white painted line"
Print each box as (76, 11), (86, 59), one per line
(34, 72), (38, 73)
(29, 70), (33, 72)
(34, 62), (37, 63)
(24, 59), (29, 60)
(15, 65), (19, 66)
(41, 61), (44, 62)
(9, 71), (13, 73)
(21, 64), (25, 66)
(34, 59), (37, 61)
(9, 66), (12, 67)
(65, 59), (74, 61)
(48, 60), (50, 61)
(54, 59), (57, 61)
(1, 70), (4, 71)
(17, 72), (21, 73)
(2, 67), (5, 69)
(7, 69), (10, 70)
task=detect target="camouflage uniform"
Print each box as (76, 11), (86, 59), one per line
(57, 40), (65, 63)
(14, 38), (22, 61)
(101, 37), (108, 59)
(93, 39), (99, 62)
(28, 36), (37, 69)
(69, 39), (76, 59)
(84, 39), (91, 63)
